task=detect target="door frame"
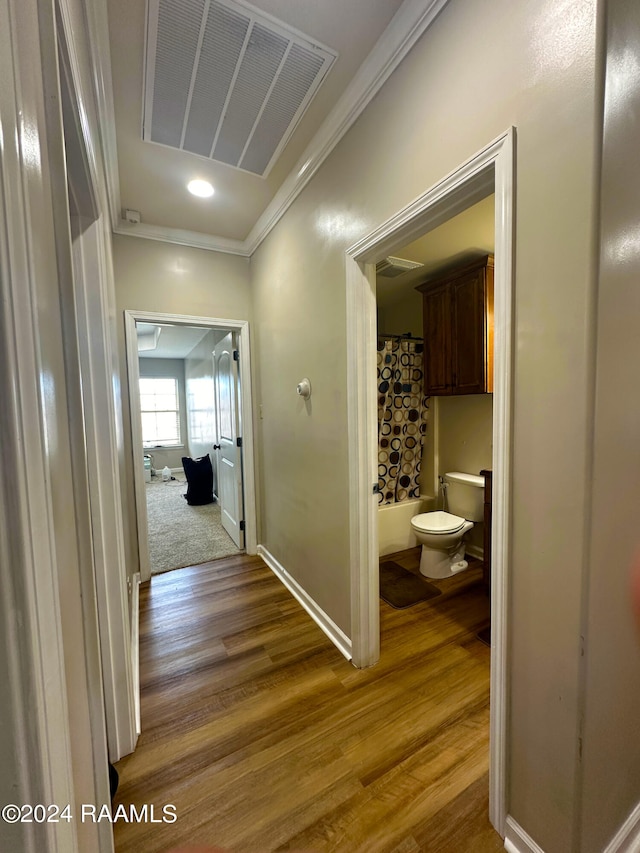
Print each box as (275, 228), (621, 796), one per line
(345, 128), (515, 834)
(57, 32), (137, 764)
(124, 310), (257, 582)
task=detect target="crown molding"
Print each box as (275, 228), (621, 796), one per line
(113, 219), (250, 256)
(98, 0), (451, 257)
(84, 0), (122, 230)
(244, 0), (451, 254)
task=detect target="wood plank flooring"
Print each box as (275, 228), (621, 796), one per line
(113, 549), (503, 853)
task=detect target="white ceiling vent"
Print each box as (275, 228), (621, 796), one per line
(143, 0), (337, 177)
(376, 257), (425, 278)
(136, 323), (162, 352)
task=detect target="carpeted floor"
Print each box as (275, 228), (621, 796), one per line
(145, 472), (241, 575)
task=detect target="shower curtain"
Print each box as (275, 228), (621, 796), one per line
(377, 339), (428, 504)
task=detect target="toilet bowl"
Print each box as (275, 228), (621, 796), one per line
(410, 472), (484, 579)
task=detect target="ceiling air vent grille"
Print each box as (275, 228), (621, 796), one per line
(376, 257), (425, 278)
(144, 0), (337, 177)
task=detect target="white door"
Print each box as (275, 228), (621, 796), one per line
(213, 332), (245, 549)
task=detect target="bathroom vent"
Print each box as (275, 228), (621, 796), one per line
(143, 0), (337, 177)
(376, 257), (425, 278)
(137, 323), (161, 352)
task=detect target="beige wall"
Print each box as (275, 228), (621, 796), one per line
(434, 395), (493, 555)
(377, 290), (423, 338)
(578, 0), (640, 849)
(437, 395), (493, 477)
(250, 0), (601, 849)
(113, 235), (251, 571)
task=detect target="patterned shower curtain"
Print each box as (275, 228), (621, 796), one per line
(377, 339), (428, 504)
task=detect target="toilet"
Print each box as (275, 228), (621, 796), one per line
(410, 471), (485, 579)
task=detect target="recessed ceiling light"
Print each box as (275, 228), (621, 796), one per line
(187, 179), (214, 198)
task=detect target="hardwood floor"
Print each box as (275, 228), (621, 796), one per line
(113, 549), (502, 853)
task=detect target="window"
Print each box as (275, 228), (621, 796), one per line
(139, 377), (181, 447)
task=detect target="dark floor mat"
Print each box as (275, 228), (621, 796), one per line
(379, 560), (442, 609)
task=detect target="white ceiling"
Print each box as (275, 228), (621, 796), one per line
(137, 323), (211, 359)
(376, 194), (496, 308)
(107, 0), (404, 243)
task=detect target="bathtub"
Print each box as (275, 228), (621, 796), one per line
(378, 496), (436, 557)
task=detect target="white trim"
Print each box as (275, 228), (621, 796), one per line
(346, 258), (380, 669)
(346, 137), (501, 262)
(57, 23), (138, 763)
(244, 0), (451, 253)
(82, 0), (122, 229)
(125, 310), (258, 582)
(125, 312), (154, 582)
(57, 0), (138, 784)
(504, 817), (545, 853)
(69, 216), (137, 761)
(257, 546), (353, 662)
(490, 127), (516, 837)
(603, 801), (640, 853)
(0, 2), (78, 845)
(94, 0), (450, 255)
(345, 129), (516, 834)
(0, 0), (120, 847)
(113, 219), (250, 256)
(130, 573), (142, 736)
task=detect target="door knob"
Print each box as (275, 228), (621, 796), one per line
(213, 444), (221, 450)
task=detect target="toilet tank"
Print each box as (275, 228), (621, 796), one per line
(445, 471), (485, 521)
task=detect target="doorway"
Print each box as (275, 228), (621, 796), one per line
(125, 310), (257, 583)
(345, 130), (515, 834)
(376, 194), (495, 539)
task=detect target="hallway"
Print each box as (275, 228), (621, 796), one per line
(113, 552), (500, 852)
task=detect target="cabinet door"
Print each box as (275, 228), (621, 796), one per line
(422, 282), (451, 394)
(451, 269), (486, 394)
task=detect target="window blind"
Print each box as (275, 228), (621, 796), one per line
(139, 376), (181, 446)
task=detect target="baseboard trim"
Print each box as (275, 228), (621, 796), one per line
(257, 545), (352, 662)
(604, 800), (640, 853)
(503, 803), (640, 853)
(504, 817), (545, 853)
(130, 572), (141, 737)
(467, 543), (484, 561)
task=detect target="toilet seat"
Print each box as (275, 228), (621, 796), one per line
(411, 510), (467, 534)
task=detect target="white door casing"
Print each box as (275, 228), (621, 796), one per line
(56, 18), (137, 763)
(213, 332), (245, 549)
(125, 311), (257, 583)
(0, 0), (124, 847)
(346, 129), (515, 835)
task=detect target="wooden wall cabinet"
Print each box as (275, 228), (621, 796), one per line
(416, 255), (494, 395)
